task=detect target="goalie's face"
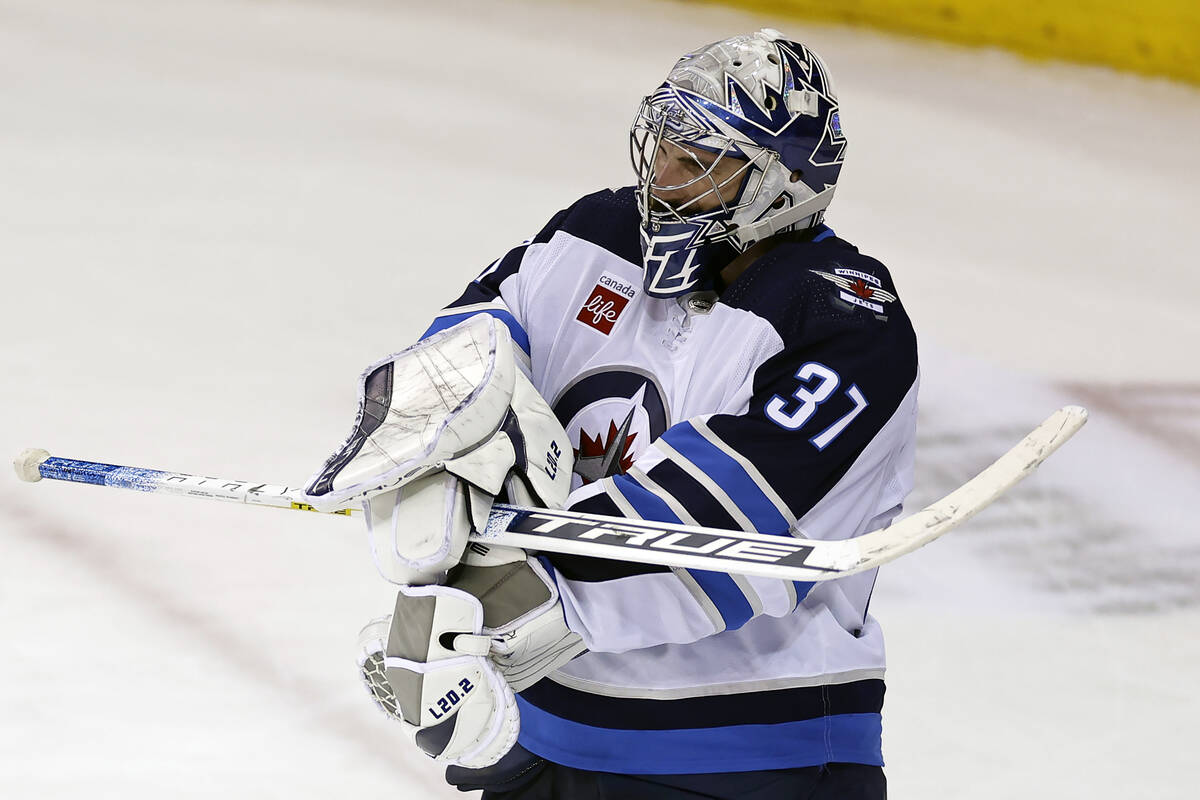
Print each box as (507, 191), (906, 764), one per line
(650, 140), (749, 215)
(630, 93), (763, 298)
(631, 95), (755, 226)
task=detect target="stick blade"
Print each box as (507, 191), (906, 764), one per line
(841, 404), (1089, 574)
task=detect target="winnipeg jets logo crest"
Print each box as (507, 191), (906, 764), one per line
(576, 404), (640, 484)
(576, 271), (637, 335)
(810, 267), (897, 317)
(551, 369), (670, 487)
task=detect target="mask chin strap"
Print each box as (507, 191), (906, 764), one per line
(734, 186), (837, 248)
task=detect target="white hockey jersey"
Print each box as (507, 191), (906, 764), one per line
(421, 187), (919, 774)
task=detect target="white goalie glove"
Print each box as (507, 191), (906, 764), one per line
(301, 315), (573, 584)
(304, 314), (582, 765)
(357, 547), (585, 767)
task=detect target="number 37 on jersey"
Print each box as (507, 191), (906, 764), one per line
(765, 362), (869, 451)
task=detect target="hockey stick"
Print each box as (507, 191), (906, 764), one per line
(13, 405), (1086, 582)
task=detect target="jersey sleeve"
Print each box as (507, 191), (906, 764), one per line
(418, 205), (571, 372)
(546, 281), (919, 654)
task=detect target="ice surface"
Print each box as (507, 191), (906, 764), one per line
(2, 0), (1197, 796)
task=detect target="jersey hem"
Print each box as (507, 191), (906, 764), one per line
(515, 696), (883, 775)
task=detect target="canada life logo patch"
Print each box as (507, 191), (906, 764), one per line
(576, 272), (636, 335)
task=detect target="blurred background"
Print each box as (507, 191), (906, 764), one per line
(1, 0), (1197, 797)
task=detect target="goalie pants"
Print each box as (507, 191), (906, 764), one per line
(446, 746), (886, 799)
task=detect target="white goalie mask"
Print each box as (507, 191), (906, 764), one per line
(630, 29), (847, 298)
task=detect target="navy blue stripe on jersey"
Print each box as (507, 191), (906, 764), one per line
(472, 243), (528, 294)
(564, 488), (624, 518)
(659, 422), (792, 534)
(554, 488), (672, 581)
(472, 204), (570, 292)
(520, 678), (885, 729)
(546, 552), (672, 581)
(554, 188), (643, 267)
(438, 280), (513, 310)
(419, 308), (531, 355)
(515, 697), (883, 774)
(610, 473), (755, 630)
(641, 459), (741, 532)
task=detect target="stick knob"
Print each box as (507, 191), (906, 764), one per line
(14, 448), (50, 482)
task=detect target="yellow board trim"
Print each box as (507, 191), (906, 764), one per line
(691, 0), (1200, 85)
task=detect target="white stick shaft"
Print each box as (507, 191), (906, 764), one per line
(13, 405), (1087, 581)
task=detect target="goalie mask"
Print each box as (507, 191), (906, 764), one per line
(630, 29), (847, 298)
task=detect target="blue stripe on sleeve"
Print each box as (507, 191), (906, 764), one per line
(660, 423), (791, 534)
(687, 568), (755, 629)
(792, 579), (814, 608)
(610, 474), (754, 630)
(419, 309), (531, 355)
(515, 696), (883, 774)
(609, 473), (682, 524)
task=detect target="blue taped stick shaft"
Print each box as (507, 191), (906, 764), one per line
(39, 457), (170, 491)
(27, 452), (348, 513)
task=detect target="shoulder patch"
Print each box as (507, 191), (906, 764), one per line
(809, 267), (897, 319)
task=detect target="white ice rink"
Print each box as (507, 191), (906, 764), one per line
(2, 0), (1198, 796)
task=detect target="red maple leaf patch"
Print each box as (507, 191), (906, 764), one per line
(849, 278), (876, 300)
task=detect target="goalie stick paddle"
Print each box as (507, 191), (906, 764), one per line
(13, 406), (1086, 582)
